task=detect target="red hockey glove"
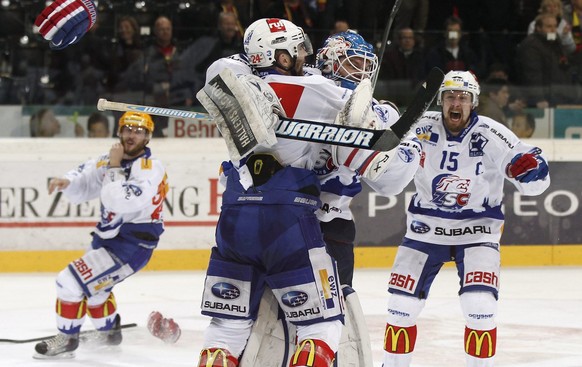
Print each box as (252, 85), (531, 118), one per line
(34, 0), (97, 50)
(147, 311), (181, 344)
(506, 149), (548, 183)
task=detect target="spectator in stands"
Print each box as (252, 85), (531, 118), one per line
(122, 16), (198, 136)
(511, 112), (536, 138)
(381, 28), (425, 85)
(207, 12), (244, 60)
(30, 108), (61, 137)
(108, 16), (144, 94)
(564, 0), (582, 53)
(379, 27), (426, 106)
(30, 108), (85, 137)
(563, 0), (582, 84)
(478, 78), (511, 127)
(516, 13), (578, 108)
(527, 0), (576, 54)
(87, 112), (111, 138)
(424, 16), (484, 78)
(392, 0), (429, 47)
(485, 63), (528, 115)
(217, 0), (249, 36)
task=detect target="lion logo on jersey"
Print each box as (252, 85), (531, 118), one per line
(431, 174), (471, 209)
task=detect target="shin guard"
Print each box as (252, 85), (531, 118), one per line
(198, 348), (239, 367)
(290, 339), (335, 367)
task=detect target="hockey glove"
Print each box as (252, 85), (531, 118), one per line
(506, 148), (549, 183)
(34, 0), (97, 50)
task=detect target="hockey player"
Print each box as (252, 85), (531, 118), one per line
(34, 112), (168, 359)
(382, 71), (550, 367)
(196, 18), (344, 367)
(195, 17), (424, 367)
(314, 31), (421, 288)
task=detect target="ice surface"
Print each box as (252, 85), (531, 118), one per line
(1, 267), (581, 366)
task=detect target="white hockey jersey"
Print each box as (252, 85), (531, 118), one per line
(405, 111), (550, 245)
(61, 147), (167, 239)
(207, 56), (358, 171)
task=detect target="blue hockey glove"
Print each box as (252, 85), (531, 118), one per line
(506, 148), (548, 183)
(34, 0), (97, 50)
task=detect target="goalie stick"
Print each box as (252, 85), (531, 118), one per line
(97, 66), (443, 152)
(0, 323), (137, 344)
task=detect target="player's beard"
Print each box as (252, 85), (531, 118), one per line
(121, 137), (147, 158)
(444, 107), (470, 136)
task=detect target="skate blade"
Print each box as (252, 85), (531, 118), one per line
(32, 351), (76, 360)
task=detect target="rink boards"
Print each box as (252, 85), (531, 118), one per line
(1, 138), (581, 272)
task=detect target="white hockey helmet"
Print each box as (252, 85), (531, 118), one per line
(243, 18), (312, 68)
(437, 70), (480, 108)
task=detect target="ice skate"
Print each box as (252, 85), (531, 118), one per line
(98, 314), (123, 346)
(33, 332), (79, 359)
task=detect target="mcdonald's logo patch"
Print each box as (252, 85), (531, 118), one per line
(464, 327), (497, 358)
(292, 339), (317, 366)
(291, 339), (335, 367)
(198, 348), (237, 366)
(384, 324), (417, 354)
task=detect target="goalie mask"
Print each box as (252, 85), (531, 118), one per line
(244, 18), (313, 69)
(117, 111), (154, 138)
(437, 70), (480, 108)
(316, 31), (378, 90)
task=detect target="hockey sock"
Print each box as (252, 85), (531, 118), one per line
(56, 298), (87, 334)
(383, 323), (417, 354)
(198, 347), (239, 367)
(87, 293), (117, 331)
(290, 339), (335, 367)
(464, 327), (497, 359)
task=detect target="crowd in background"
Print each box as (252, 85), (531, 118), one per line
(1, 0), (582, 137)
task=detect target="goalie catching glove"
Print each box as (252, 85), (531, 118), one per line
(34, 0), (97, 50)
(506, 148), (549, 183)
(334, 78), (379, 129)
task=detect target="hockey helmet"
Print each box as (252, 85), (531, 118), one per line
(316, 31), (378, 89)
(437, 70), (480, 108)
(118, 111), (154, 136)
(243, 18), (312, 68)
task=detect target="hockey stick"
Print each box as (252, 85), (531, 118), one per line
(371, 0), (403, 90)
(0, 323), (137, 344)
(98, 66), (441, 152)
(97, 99), (211, 120)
